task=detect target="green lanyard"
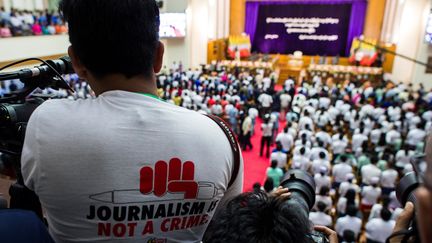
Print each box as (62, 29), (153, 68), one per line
(135, 92), (162, 101)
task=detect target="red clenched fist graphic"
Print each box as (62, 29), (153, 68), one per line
(140, 158), (199, 199)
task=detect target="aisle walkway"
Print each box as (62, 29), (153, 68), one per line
(241, 118), (284, 191)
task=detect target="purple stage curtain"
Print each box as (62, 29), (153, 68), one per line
(245, 0), (368, 56)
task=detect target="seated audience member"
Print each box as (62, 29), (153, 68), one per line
(335, 205), (362, 240)
(32, 22), (42, 35)
(314, 186), (332, 212)
(365, 208), (395, 243)
(332, 155), (353, 189)
(309, 201), (333, 227)
(0, 22), (11, 37)
(339, 173), (360, 197)
(314, 167), (331, 194)
(361, 177), (382, 214)
(204, 190), (338, 243)
(361, 157), (381, 186)
(337, 189), (359, 216)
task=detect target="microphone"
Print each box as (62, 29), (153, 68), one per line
(14, 56), (75, 79)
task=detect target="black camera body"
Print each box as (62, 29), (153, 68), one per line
(280, 170), (329, 243)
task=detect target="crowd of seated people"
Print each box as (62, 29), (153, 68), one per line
(1, 61), (431, 242)
(0, 7), (67, 38)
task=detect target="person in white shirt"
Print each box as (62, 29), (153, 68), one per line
(352, 128), (368, 152)
(311, 152), (331, 175)
(339, 173), (360, 197)
(275, 127), (294, 152)
(361, 177), (382, 212)
(361, 156), (382, 185)
(270, 143), (288, 171)
(314, 167), (331, 194)
(335, 205), (362, 239)
(20, 2), (244, 241)
(309, 201), (333, 227)
(258, 92), (273, 117)
(314, 186), (333, 212)
(395, 145), (414, 167)
(381, 163), (398, 195)
(298, 111), (314, 131)
(406, 123), (426, 147)
(370, 124), (383, 145)
(331, 134), (348, 161)
(292, 147), (311, 171)
(279, 90), (292, 114)
(365, 208), (395, 243)
(332, 155), (353, 189)
(260, 115), (273, 158)
(315, 128), (332, 147)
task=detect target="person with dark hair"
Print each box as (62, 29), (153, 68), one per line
(335, 205), (362, 240)
(204, 190), (338, 243)
(263, 177), (275, 193)
(361, 156), (382, 186)
(332, 155), (353, 189)
(365, 207), (395, 243)
(315, 186), (332, 212)
(337, 188), (358, 216)
(20, 1), (243, 242)
(266, 160), (283, 188)
(341, 230), (356, 243)
(309, 201), (332, 227)
(260, 114), (273, 158)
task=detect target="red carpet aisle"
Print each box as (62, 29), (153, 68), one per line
(241, 118), (284, 192)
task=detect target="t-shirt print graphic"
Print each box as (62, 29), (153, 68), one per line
(89, 158), (220, 204)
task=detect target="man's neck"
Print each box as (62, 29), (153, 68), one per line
(89, 74), (158, 97)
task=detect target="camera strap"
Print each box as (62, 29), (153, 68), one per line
(205, 115), (241, 189)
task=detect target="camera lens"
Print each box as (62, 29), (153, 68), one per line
(396, 172), (420, 206)
(279, 169), (316, 214)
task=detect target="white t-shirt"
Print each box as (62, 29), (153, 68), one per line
(280, 93), (291, 108)
(314, 174), (331, 194)
(335, 216), (362, 238)
(261, 123), (274, 137)
(406, 128), (426, 146)
(21, 91), (243, 243)
(339, 182), (360, 197)
(361, 164), (381, 185)
(270, 151), (288, 169)
(309, 212), (332, 227)
(332, 163), (352, 183)
(365, 218), (395, 243)
(311, 159), (331, 175)
(381, 169), (398, 188)
(362, 186), (382, 206)
(275, 132), (294, 151)
(258, 94), (273, 108)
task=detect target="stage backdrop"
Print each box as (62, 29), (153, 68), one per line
(245, 0), (367, 57)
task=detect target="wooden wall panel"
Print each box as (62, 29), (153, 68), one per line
(230, 0), (246, 35)
(363, 0), (387, 40)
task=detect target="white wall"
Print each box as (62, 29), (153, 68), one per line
(0, 35), (69, 62)
(412, 0), (432, 90)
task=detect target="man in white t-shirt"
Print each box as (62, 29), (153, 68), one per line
(335, 205), (362, 239)
(365, 208), (395, 243)
(258, 92), (273, 117)
(21, 2), (243, 242)
(361, 177), (382, 211)
(314, 167), (331, 194)
(406, 123), (426, 147)
(339, 173), (360, 197)
(361, 157), (382, 186)
(332, 156), (353, 189)
(275, 127), (294, 152)
(309, 201), (332, 227)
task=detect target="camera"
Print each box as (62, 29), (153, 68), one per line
(393, 155), (427, 242)
(0, 56), (74, 216)
(280, 169), (329, 243)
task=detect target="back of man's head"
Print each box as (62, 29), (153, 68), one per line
(59, 0), (160, 79)
(204, 192), (311, 243)
(317, 201), (327, 212)
(380, 207), (392, 222)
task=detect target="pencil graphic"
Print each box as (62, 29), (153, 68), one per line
(90, 182), (219, 204)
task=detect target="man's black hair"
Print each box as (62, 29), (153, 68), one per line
(204, 191), (312, 243)
(59, 0), (160, 78)
(346, 204), (358, 217)
(317, 201), (327, 212)
(381, 207), (392, 221)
